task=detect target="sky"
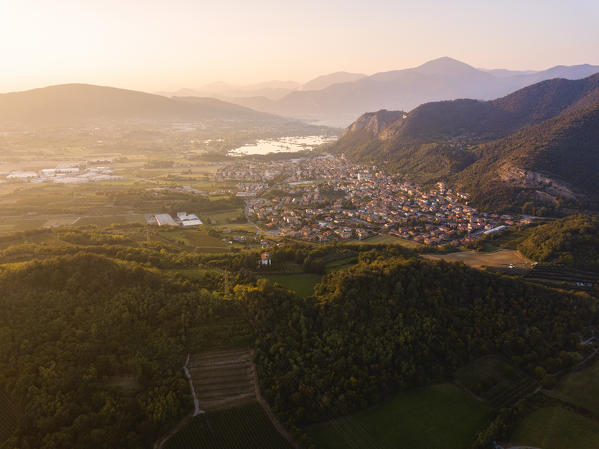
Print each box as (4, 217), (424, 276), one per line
(1, 0), (598, 93)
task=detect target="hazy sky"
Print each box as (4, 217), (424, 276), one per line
(1, 0), (598, 93)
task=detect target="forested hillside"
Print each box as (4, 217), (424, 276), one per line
(328, 74), (599, 211)
(518, 215), (599, 268)
(243, 255), (597, 425)
(0, 254), (247, 449)
(455, 103), (599, 211)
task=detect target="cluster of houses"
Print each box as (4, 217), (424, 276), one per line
(236, 156), (530, 246)
(214, 162), (286, 183)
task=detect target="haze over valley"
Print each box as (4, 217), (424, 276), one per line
(1, 2), (599, 449)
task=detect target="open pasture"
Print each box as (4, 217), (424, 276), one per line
(262, 273), (322, 297)
(307, 383), (491, 449)
(158, 228), (227, 252)
(549, 358), (599, 417)
(423, 249), (533, 270)
(510, 406), (599, 449)
(163, 402), (293, 449)
(356, 234), (423, 249)
(202, 208), (245, 225)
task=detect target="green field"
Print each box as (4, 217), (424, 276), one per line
(510, 406), (599, 449)
(422, 249), (533, 269)
(356, 234), (423, 249)
(76, 214), (146, 227)
(307, 383), (491, 449)
(550, 359), (599, 416)
(163, 402), (293, 449)
(158, 229), (227, 252)
(325, 256), (358, 273)
(263, 273), (322, 297)
(203, 209), (245, 225)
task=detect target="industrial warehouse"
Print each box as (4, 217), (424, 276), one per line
(146, 212), (203, 227)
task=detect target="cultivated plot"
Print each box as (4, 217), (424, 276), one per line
(188, 348), (256, 411)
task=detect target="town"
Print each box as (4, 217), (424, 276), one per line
(214, 155), (530, 246)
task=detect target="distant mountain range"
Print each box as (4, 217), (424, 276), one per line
(0, 83), (290, 127)
(231, 57), (599, 126)
(157, 80), (302, 101)
(157, 73), (367, 103)
(329, 73), (599, 212)
(300, 72), (366, 91)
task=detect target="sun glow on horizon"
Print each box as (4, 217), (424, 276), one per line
(1, 0), (598, 93)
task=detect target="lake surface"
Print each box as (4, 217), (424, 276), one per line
(229, 135), (337, 156)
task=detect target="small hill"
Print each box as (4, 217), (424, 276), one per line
(0, 83), (281, 126)
(517, 215), (599, 269)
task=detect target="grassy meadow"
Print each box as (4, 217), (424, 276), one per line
(510, 406), (599, 449)
(307, 383), (491, 449)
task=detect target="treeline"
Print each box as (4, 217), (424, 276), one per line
(518, 214), (599, 269)
(0, 253), (248, 449)
(240, 256), (597, 425)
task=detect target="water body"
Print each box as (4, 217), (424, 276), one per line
(229, 135), (337, 156)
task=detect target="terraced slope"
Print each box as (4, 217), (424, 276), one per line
(188, 349), (256, 411)
(162, 349), (295, 449)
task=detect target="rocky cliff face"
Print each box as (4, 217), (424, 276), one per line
(343, 110), (405, 138)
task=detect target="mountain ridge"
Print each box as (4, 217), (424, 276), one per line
(328, 73), (599, 211)
(0, 83), (285, 127)
(233, 58), (599, 126)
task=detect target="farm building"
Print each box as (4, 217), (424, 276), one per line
(177, 212), (203, 227)
(154, 214), (177, 226)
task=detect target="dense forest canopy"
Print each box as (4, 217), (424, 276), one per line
(518, 215), (599, 268)
(242, 255), (597, 424)
(0, 254), (248, 449)
(0, 223), (598, 448)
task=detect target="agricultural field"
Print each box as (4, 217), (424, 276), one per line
(188, 349), (256, 411)
(422, 249), (533, 270)
(202, 208), (245, 225)
(306, 383), (491, 449)
(470, 224), (538, 251)
(356, 234), (423, 249)
(324, 256), (358, 273)
(163, 349), (294, 449)
(549, 359), (599, 416)
(157, 228), (227, 252)
(163, 402), (294, 449)
(524, 265), (599, 294)
(262, 273), (323, 297)
(455, 355), (537, 408)
(510, 406), (599, 449)
(0, 389), (20, 444)
(75, 213), (146, 227)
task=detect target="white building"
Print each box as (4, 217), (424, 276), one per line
(177, 212), (203, 227)
(155, 214), (178, 226)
